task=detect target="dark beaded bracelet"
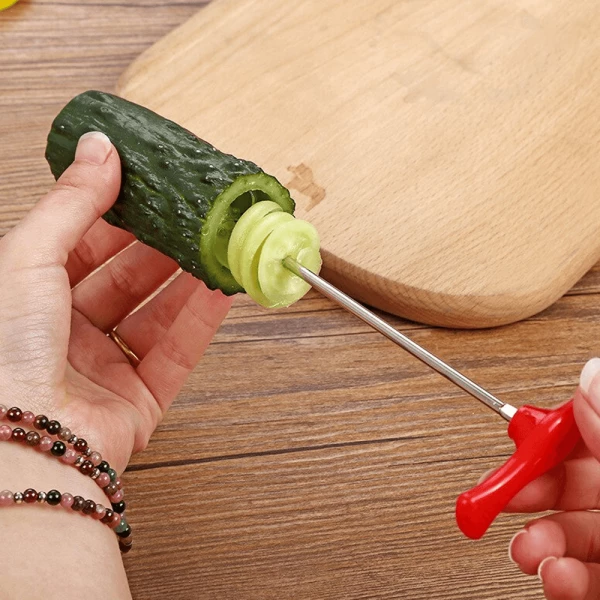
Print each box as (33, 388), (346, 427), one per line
(0, 406), (133, 552)
(0, 410), (127, 506)
(0, 489), (127, 542)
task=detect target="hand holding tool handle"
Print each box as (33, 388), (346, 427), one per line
(456, 400), (580, 539)
(281, 259), (581, 540)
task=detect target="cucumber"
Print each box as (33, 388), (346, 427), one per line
(44, 90), (294, 295)
(45, 90), (322, 306)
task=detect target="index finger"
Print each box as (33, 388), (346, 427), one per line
(503, 453), (600, 513)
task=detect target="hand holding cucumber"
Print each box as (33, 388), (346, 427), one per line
(1, 131), (231, 473)
(1, 87), (323, 473)
(0, 88), (323, 471)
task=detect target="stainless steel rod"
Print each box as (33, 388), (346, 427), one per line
(284, 257), (516, 421)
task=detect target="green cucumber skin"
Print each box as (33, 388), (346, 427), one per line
(45, 90), (294, 294)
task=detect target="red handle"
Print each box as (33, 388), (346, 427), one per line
(456, 400), (580, 539)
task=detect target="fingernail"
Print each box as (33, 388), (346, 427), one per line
(75, 131), (112, 165)
(508, 529), (527, 565)
(580, 358), (600, 397)
(537, 556), (557, 582)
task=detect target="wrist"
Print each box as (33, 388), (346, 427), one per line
(0, 441), (132, 599)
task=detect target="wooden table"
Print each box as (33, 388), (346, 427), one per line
(2, 2), (599, 598)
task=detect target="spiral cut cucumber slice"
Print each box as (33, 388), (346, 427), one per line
(227, 201), (322, 308)
(227, 200), (283, 285)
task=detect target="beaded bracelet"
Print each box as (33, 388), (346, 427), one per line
(0, 489), (133, 553)
(0, 405), (132, 553)
(0, 424), (126, 508)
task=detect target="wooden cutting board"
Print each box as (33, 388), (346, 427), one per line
(117, 0), (600, 328)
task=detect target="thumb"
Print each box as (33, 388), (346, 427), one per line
(573, 358), (600, 460)
(8, 131), (121, 268)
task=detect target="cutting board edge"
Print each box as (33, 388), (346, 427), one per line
(322, 246), (600, 329)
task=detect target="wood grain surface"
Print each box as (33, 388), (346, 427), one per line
(117, 0), (600, 328)
(2, 2), (599, 599)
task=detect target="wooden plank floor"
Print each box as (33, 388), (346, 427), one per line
(2, 2), (598, 598)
